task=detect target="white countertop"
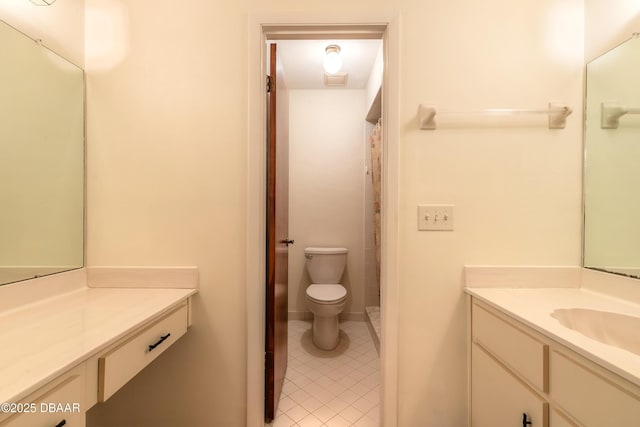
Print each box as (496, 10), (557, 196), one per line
(0, 286), (196, 404)
(466, 287), (640, 387)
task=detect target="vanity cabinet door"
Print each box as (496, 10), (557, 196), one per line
(472, 343), (548, 427)
(473, 303), (548, 392)
(550, 409), (579, 427)
(551, 350), (640, 427)
(0, 374), (85, 427)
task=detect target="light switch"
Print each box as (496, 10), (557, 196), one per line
(418, 205), (454, 231)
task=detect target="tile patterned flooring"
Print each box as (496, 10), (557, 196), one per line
(267, 320), (380, 427)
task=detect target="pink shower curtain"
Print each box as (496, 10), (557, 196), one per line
(370, 119), (382, 293)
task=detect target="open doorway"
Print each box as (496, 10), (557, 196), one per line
(247, 20), (400, 427)
(267, 36), (383, 425)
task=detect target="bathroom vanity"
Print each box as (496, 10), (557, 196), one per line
(0, 268), (197, 427)
(466, 275), (640, 427)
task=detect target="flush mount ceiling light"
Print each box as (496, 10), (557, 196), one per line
(29, 0), (56, 5)
(323, 44), (342, 75)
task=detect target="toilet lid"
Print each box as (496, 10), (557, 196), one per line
(306, 284), (347, 302)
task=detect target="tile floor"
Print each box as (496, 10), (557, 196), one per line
(267, 319), (380, 427)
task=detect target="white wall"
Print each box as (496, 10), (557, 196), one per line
(365, 44), (384, 113)
(288, 90), (366, 317)
(11, 0), (585, 426)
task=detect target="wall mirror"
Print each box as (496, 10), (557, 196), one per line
(584, 33), (640, 278)
(0, 19), (84, 285)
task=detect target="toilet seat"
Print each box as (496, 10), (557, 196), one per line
(306, 284), (347, 304)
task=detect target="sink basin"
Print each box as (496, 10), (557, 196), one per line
(551, 308), (640, 356)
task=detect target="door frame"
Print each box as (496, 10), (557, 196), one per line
(247, 14), (401, 427)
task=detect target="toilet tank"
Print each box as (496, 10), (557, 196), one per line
(304, 247), (348, 284)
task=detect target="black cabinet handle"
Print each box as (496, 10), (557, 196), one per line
(148, 333), (171, 352)
(55, 420), (66, 427)
(522, 413), (532, 426)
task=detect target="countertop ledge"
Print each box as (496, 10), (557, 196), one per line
(0, 286), (196, 405)
(466, 287), (640, 388)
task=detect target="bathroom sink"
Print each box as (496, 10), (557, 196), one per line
(551, 308), (640, 356)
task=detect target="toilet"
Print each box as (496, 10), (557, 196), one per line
(304, 247), (348, 350)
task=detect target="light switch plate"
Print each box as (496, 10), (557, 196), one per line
(418, 205), (454, 231)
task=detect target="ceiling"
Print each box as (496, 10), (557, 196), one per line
(274, 39), (382, 90)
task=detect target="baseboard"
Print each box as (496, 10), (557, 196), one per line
(288, 311), (365, 321)
(288, 311), (313, 321)
(340, 312), (366, 321)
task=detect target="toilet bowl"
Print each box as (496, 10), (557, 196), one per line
(304, 247), (348, 350)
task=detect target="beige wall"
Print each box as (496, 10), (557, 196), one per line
(84, 1), (249, 425)
(288, 89), (366, 317)
(397, 0), (584, 424)
(3, 0), (587, 425)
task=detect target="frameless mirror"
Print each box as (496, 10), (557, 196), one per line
(0, 19), (84, 285)
(584, 34), (640, 278)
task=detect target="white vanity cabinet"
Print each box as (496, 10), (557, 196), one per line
(0, 287), (194, 427)
(472, 342), (547, 426)
(469, 298), (640, 427)
(550, 349), (640, 426)
(471, 302), (549, 426)
(0, 366), (86, 427)
(96, 302), (188, 403)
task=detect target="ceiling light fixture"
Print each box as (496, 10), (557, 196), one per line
(323, 45), (342, 75)
(29, 0), (56, 5)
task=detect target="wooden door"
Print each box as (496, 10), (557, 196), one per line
(265, 42), (289, 422)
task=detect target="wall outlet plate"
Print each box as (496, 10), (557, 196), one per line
(418, 205), (454, 231)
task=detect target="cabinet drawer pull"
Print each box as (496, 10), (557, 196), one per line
(55, 420), (67, 427)
(148, 333), (171, 352)
(522, 413), (532, 426)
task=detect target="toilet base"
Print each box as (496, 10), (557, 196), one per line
(312, 314), (340, 350)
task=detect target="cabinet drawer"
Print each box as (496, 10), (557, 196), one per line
(0, 374), (84, 427)
(98, 303), (188, 402)
(551, 350), (640, 427)
(473, 303), (548, 391)
(472, 343), (548, 427)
